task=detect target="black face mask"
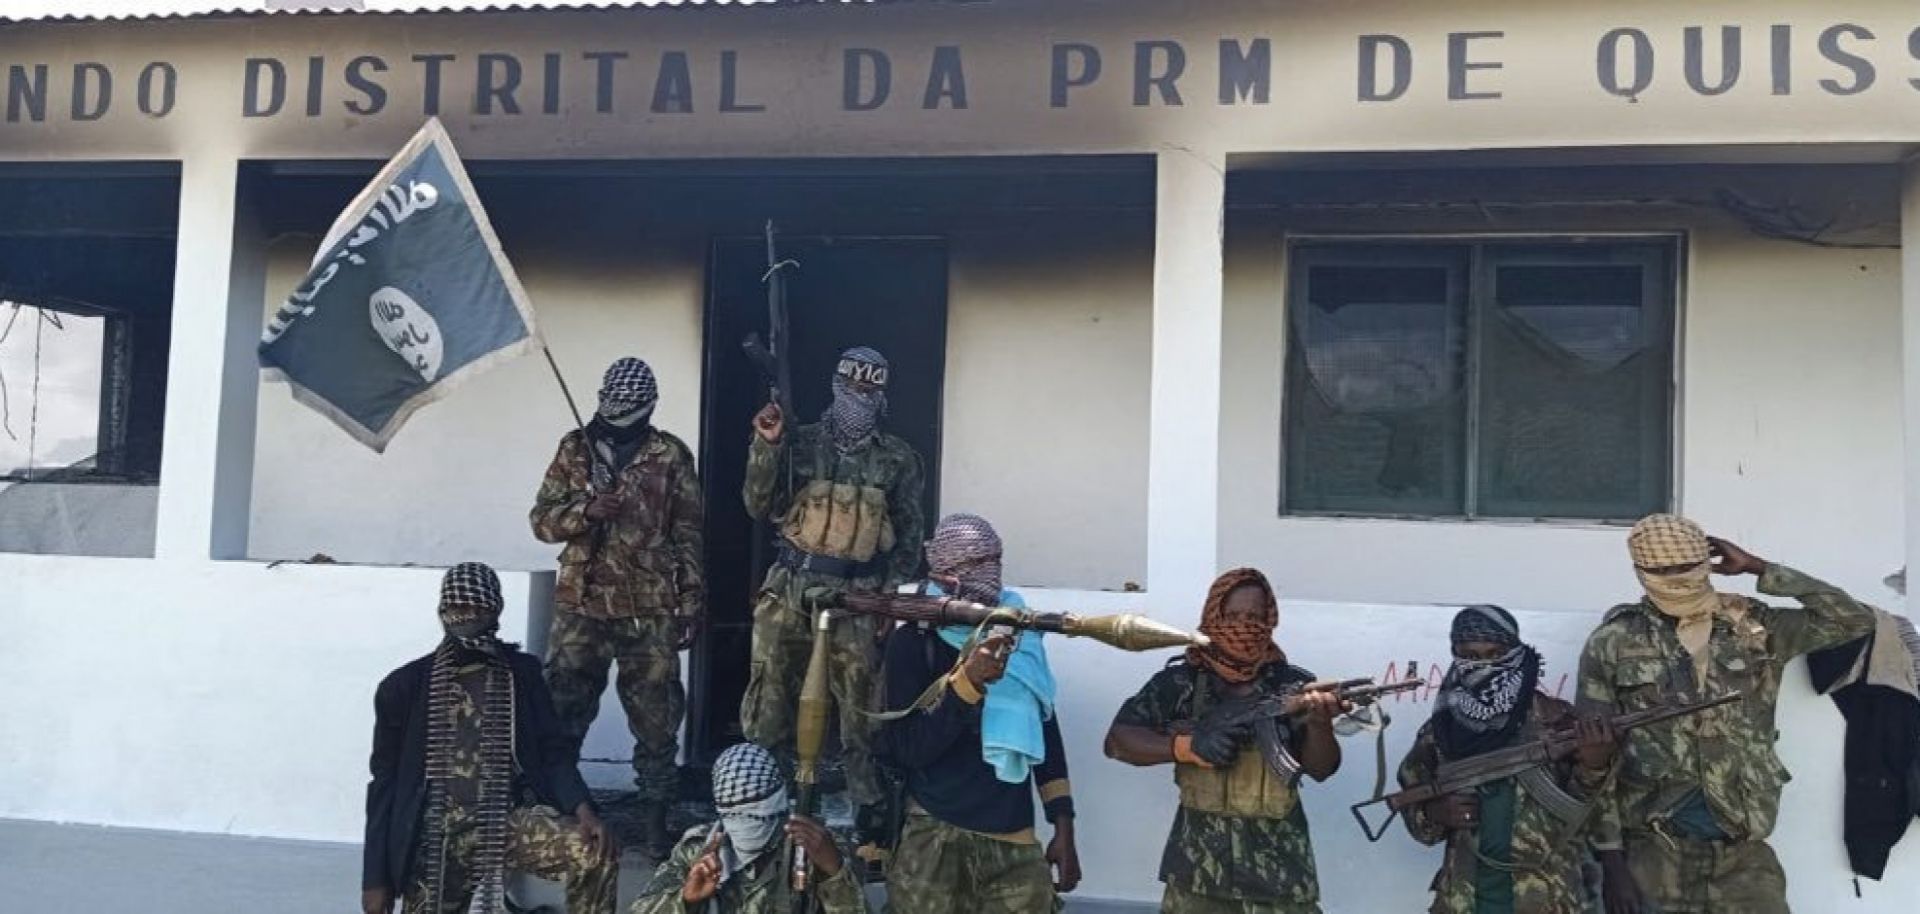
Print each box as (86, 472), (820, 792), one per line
(439, 604), (506, 657)
(589, 413), (650, 443)
(1431, 644), (1540, 758)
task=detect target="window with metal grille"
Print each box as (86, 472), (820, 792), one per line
(1281, 238), (1676, 521)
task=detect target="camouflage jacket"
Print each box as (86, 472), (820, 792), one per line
(742, 423), (925, 590)
(530, 428), (705, 619)
(630, 827), (869, 914)
(1575, 563), (1874, 847)
(1399, 692), (1607, 914)
(1113, 660), (1322, 905)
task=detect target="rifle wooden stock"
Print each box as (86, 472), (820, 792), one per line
(1348, 691), (1742, 842)
(835, 591), (1207, 652)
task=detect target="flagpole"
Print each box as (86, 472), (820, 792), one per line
(540, 343), (591, 432)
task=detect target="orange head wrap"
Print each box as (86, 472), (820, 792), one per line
(1187, 568), (1286, 684)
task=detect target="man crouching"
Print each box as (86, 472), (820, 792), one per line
(362, 562), (618, 914)
(632, 742), (868, 913)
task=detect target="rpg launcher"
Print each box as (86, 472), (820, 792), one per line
(1174, 668), (1424, 783)
(789, 611), (834, 914)
(835, 591), (1210, 652)
(1348, 690), (1742, 842)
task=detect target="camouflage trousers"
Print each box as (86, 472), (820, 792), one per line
(886, 810), (1060, 914)
(402, 805), (616, 914)
(740, 575), (884, 805)
(1160, 884), (1322, 914)
(544, 609), (684, 802)
(1623, 833), (1788, 914)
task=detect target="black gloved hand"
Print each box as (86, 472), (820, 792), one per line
(1190, 702), (1255, 767)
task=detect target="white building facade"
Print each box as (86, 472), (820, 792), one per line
(1, 1), (1917, 910)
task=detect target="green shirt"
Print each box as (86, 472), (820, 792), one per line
(1575, 564), (1874, 848)
(1114, 661), (1322, 906)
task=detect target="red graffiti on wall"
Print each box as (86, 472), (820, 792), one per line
(1377, 659), (1568, 703)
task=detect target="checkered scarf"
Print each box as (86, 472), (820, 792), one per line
(824, 346), (888, 453)
(1628, 514), (1742, 682)
(1435, 604), (1539, 758)
(439, 562), (507, 657)
(1187, 568), (1286, 684)
(926, 513), (1004, 605)
(597, 357), (658, 424)
(1450, 603), (1520, 650)
(1627, 514), (1711, 569)
(711, 743), (789, 874)
(423, 563), (516, 913)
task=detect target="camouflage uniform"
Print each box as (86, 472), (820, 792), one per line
(532, 428), (704, 801)
(1398, 692), (1608, 914)
(1114, 660), (1324, 914)
(739, 423), (925, 806)
(1576, 564), (1874, 914)
(629, 826), (869, 914)
(887, 809), (1060, 914)
(402, 805), (617, 914)
(402, 661), (617, 914)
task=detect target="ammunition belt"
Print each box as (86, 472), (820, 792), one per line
(420, 644), (518, 913)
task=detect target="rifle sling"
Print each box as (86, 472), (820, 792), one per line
(857, 615), (996, 723)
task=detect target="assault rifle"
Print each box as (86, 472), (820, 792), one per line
(1348, 690), (1741, 842)
(1172, 669), (1424, 783)
(743, 219), (797, 429)
(837, 591), (1209, 652)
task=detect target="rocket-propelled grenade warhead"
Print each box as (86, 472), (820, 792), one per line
(837, 592), (1208, 652)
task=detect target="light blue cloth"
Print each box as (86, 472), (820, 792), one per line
(927, 584), (1058, 784)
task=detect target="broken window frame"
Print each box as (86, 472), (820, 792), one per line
(0, 292), (137, 484)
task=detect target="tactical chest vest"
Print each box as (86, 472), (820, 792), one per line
(1173, 676), (1297, 819)
(779, 440), (895, 562)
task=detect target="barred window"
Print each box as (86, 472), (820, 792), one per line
(1282, 239), (1675, 521)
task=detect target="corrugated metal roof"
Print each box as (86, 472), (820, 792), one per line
(1, 0), (958, 25)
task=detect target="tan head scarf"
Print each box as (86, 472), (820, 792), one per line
(1188, 568), (1287, 684)
(1627, 514), (1743, 680)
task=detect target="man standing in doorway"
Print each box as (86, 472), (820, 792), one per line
(740, 346), (926, 847)
(362, 562), (618, 914)
(1578, 514), (1874, 914)
(531, 357), (705, 859)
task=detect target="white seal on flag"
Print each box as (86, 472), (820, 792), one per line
(369, 286), (445, 383)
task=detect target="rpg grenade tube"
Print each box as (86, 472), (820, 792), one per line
(790, 610), (834, 899)
(1056, 612), (1212, 652)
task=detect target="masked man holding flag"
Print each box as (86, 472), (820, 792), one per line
(879, 513), (1082, 913)
(1577, 515), (1874, 914)
(1105, 568), (1342, 914)
(1398, 605), (1617, 914)
(741, 346), (926, 845)
(531, 357), (705, 858)
(362, 563), (618, 914)
(632, 742), (868, 914)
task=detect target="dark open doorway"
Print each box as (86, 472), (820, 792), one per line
(690, 235), (948, 762)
